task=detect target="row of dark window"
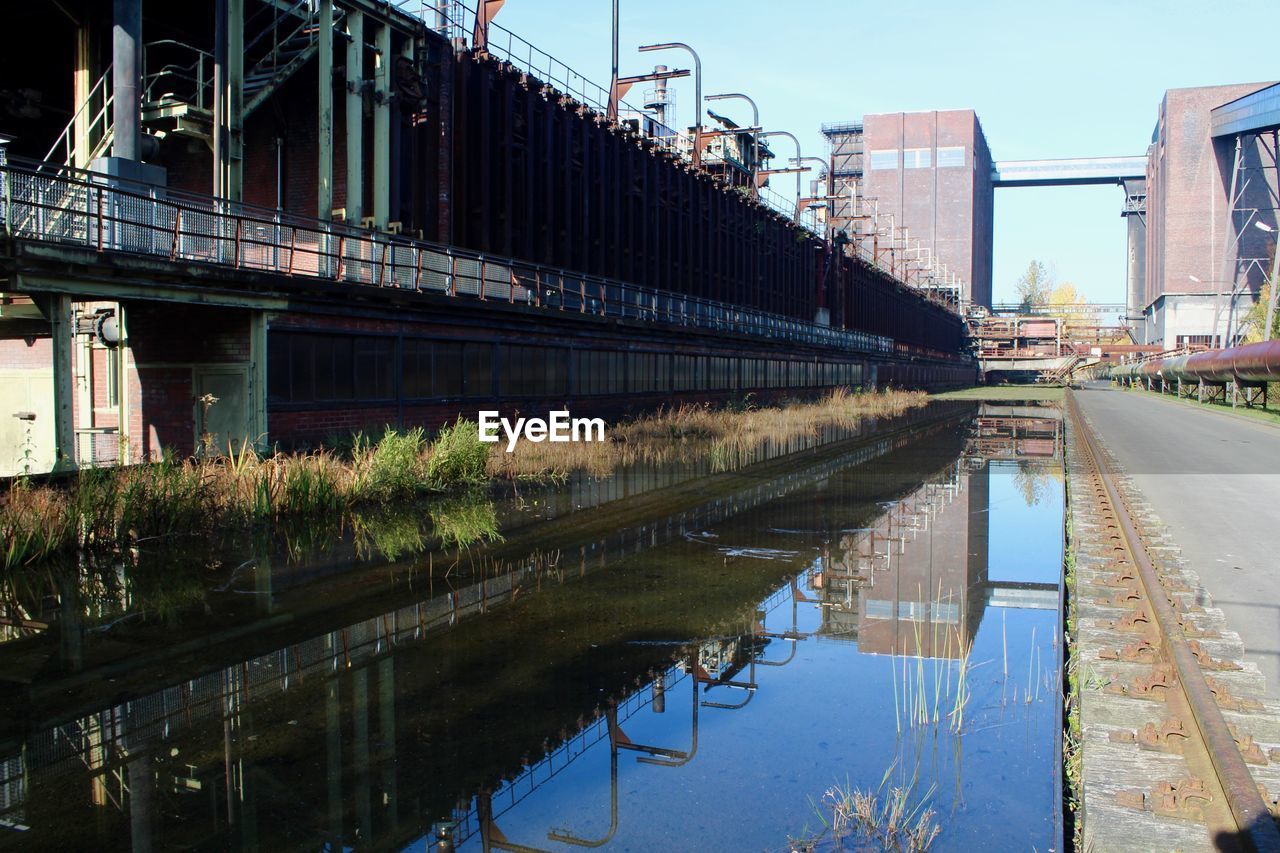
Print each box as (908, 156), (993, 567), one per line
(267, 331), (866, 405)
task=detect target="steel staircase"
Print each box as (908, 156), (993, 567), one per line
(44, 1), (340, 168)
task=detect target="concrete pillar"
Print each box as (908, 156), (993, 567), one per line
(249, 310), (268, 450)
(111, 0), (141, 161)
(317, 2), (334, 219)
(41, 294), (77, 471)
(57, 569), (83, 671)
(372, 22), (391, 229)
(1124, 208), (1147, 340)
(345, 11), (365, 226)
(128, 753), (155, 853)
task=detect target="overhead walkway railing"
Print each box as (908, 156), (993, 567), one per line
(0, 158), (897, 357)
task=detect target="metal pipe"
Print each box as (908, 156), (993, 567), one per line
(639, 42), (700, 167)
(759, 130), (801, 218)
(112, 0), (142, 161)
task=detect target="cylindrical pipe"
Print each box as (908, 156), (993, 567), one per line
(111, 0), (142, 161)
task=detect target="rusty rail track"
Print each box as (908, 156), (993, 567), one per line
(1067, 390), (1280, 851)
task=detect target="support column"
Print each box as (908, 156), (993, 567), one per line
(41, 294), (77, 471)
(73, 26), (93, 169)
(1122, 178), (1146, 341)
(111, 0), (141, 162)
(317, 3), (335, 220)
(345, 11), (365, 226)
(249, 310), (268, 450)
(372, 22), (391, 229)
(227, 0), (244, 202)
(326, 679), (343, 844)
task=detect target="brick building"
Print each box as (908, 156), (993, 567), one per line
(1140, 82), (1278, 348)
(826, 110), (995, 309)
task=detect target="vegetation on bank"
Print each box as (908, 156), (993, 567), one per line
(1120, 381), (1280, 428)
(1, 389), (926, 572)
(494, 387), (928, 479)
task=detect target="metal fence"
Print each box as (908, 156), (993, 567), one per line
(0, 159), (893, 356)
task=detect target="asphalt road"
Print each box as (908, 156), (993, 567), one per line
(1074, 382), (1280, 700)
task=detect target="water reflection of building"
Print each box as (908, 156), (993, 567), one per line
(0, 407), (970, 848)
(965, 404), (1062, 461)
(810, 409), (1062, 659)
(811, 461), (985, 658)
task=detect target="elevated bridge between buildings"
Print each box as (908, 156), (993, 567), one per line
(991, 156), (1148, 187)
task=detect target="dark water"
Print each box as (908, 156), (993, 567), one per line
(0, 402), (1064, 851)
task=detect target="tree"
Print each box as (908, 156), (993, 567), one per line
(1045, 281), (1089, 325)
(1239, 281), (1279, 343)
(1016, 261), (1053, 311)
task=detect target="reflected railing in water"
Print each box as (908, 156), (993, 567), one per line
(0, 406), (1064, 849)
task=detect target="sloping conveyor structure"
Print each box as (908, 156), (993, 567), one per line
(1210, 81), (1280, 137)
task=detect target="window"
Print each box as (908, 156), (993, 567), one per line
(354, 338), (393, 400)
(268, 331), (395, 404)
(499, 345), (568, 397)
(868, 149), (898, 171)
(903, 148), (931, 169)
(936, 146), (965, 168)
(463, 343), (493, 397)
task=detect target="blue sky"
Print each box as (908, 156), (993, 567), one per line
(485, 0), (1278, 304)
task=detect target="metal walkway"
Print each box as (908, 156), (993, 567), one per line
(992, 156), (1147, 187)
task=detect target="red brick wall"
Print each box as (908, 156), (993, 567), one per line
(861, 109), (992, 307)
(1146, 82), (1277, 309)
(124, 302), (252, 458)
(0, 337), (51, 367)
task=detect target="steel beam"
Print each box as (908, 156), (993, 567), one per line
(345, 10), (365, 225)
(318, 1), (334, 219)
(372, 20), (391, 228)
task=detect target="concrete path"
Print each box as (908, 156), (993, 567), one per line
(1074, 382), (1280, 699)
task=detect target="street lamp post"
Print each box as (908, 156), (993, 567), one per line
(759, 130), (802, 218)
(705, 92), (759, 192)
(639, 42), (701, 167)
(790, 155), (831, 236)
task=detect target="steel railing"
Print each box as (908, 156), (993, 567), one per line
(0, 158), (895, 356)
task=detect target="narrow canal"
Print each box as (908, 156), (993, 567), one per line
(0, 401), (1065, 850)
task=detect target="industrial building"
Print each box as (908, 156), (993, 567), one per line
(824, 110), (995, 309)
(822, 83), (1280, 350)
(0, 1), (972, 475)
(1140, 82), (1279, 349)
